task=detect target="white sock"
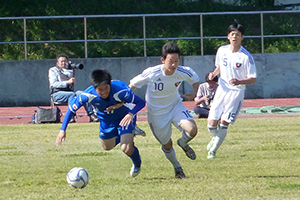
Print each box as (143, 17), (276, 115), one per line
(162, 147), (181, 169)
(210, 124), (228, 153)
(178, 130), (192, 147)
(207, 125), (218, 136)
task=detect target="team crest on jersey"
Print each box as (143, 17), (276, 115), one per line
(175, 81), (181, 87)
(236, 63), (242, 68)
(72, 104), (78, 110)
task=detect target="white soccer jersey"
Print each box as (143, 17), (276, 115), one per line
(215, 44), (257, 91)
(130, 64), (199, 115)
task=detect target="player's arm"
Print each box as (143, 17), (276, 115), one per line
(190, 82), (200, 99)
(230, 57), (257, 86)
(55, 109), (75, 146)
(119, 94), (145, 127)
(56, 96), (85, 146)
(181, 81), (200, 101)
(229, 77), (256, 86)
(129, 70), (149, 92)
(181, 93), (194, 101)
(56, 130), (67, 146)
(106, 101), (125, 111)
(106, 82), (139, 112)
(209, 66), (220, 80)
(128, 84), (136, 91)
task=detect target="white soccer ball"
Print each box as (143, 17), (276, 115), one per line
(67, 167), (89, 189)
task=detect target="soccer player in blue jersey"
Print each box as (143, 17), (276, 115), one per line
(56, 68), (146, 177)
(129, 42), (200, 179)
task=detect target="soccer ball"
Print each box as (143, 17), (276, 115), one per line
(66, 167), (89, 189)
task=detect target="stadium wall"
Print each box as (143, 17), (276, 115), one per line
(0, 52), (299, 106)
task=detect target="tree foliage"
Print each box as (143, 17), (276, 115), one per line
(0, 0), (298, 60)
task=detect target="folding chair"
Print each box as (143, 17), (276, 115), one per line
(50, 95), (76, 122)
(50, 95), (68, 108)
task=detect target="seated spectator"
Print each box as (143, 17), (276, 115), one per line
(193, 73), (219, 118)
(48, 54), (98, 123)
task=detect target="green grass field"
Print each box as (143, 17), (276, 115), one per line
(1, 116), (300, 199)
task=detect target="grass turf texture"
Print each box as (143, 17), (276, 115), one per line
(1, 117), (300, 199)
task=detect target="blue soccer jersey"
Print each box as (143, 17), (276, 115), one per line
(60, 80), (145, 137)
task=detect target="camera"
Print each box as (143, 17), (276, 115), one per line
(208, 94), (214, 105)
(67, 61), (84, 70)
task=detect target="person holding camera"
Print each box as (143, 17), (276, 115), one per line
(193, 73), (219, 118)
(48, 54), (99, 123)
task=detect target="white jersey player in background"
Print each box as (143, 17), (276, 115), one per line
(129, 42), (200, 179)
(207, 20), (257, 159)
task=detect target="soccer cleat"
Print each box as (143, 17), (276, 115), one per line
(175, 167), (186, 179)
(133, 126), (146, 137)
(69, 115), (77, 123)
(89, 113), (99, 122)
(207, 151), (216, 159)
(207, 137), (215, 151)
(130, 165), (141, 178)
(177, 139), (196, 160)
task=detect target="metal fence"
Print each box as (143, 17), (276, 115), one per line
(1, 10), (300, 59)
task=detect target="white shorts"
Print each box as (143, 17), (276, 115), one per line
(147, 101), (194, 145)
(208, 87), (244, 124)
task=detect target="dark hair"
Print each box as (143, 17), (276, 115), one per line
(227, 19), (244, 35)
(90, 69), (112, 88)
(161, 42), (181, 59)
(205, 73), (218, 82)
(56, 54), (69, 61)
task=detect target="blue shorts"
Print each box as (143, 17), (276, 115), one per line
(98, 115), (137, 140)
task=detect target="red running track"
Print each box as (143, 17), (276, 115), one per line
(0, 98), (299, 125)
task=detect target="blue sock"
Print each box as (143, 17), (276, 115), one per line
(115, 136), (120, 146)
(130, 146), (141, 168)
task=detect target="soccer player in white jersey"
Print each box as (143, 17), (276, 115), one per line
(129, 42), (200, 178)
(206, 20), (257, 159)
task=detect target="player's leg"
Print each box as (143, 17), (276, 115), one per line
(177, 120), (197, 160)
(120, 133), (135, 155)
(208, 90), (244, 159)
(119, 117), (142, 177)
(148, 112), (185, 178)
(162, 139), (186, 179)
(98, 128), (120, 151)
(173, 103), (197, 160)
(133, 125), (146, 137)
(206, 87), (225, 158)
(120, 133), (141, 177)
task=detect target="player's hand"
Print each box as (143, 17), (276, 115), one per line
(119, 113), (133, 127)
(56, 130), (66, 146)
(181, 93), (195, 101)
(229, 78), (240, 86)
(208, 72), (215, 80)
(106, 102), (124, 111)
